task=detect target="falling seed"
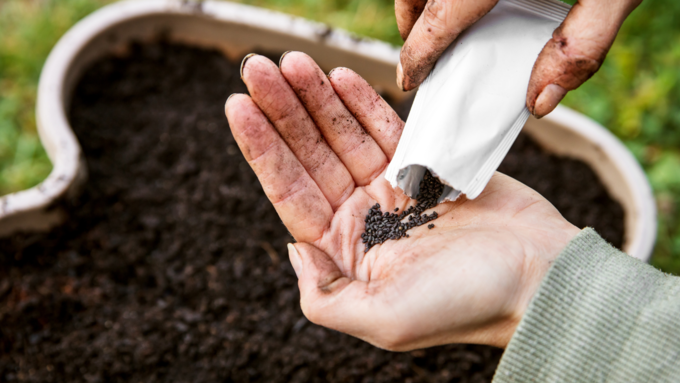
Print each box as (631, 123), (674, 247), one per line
(361, 170), (444, 252)
(428, 224), (435, 229)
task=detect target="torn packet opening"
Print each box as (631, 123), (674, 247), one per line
(386, 0), (570, 201)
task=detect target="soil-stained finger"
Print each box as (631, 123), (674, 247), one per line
(328, 67), (404, 160)
(226, 94), (333, 243)
(395, 0), (428, 40)
(526, 0), (639, 117)
(280, 52), (388, 186)
(399, 0), (498, 90)
(241, 54), (354, 210)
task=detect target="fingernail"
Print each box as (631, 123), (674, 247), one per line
(533, 84), (567, 118)
(225, 93), (243, 113)
(287, 243), (303, 278)
(396, 62), (404, 91)
(279, 51), (292, 67)
(224, 93), (238, 114)
(327, 67), (343, 78)
(240, 53), (257, 78)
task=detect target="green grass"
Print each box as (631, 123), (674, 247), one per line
(560, 0), (680, 273)
(2, 0), (680, 273)
(0, 0), (115, 195)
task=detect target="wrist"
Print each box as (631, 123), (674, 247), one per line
(502, 222), (581, 348)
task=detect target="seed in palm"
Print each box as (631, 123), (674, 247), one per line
(361, 170), (444, 252)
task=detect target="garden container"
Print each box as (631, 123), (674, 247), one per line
(0, 0), (656, 261)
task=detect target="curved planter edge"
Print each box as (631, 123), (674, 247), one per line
(0, 0), (657, 263)
(0, 0), (399, 236)
(542, 106), (657, 261)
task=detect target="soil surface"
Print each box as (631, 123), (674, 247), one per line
(0, 41), (623, 383)
(0, 42), (502, 383)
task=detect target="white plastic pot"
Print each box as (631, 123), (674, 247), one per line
(0, 0), (656, 262)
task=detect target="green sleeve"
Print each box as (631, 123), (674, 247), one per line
(493, 228), (680, 383)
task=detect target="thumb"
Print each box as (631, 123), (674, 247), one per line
(287, 243), (380, 341)
(527, 0), (642, 118)
(287, 243), (353, 324)
(287, 242), (350, 298)
(398, 0), (499, 91)
(395, 0), (428, 41)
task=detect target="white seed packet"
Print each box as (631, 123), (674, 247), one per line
(386, 0), (570, 201)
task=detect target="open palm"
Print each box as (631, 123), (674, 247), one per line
(226, 52), (579, 350)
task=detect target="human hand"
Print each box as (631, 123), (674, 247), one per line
(395, 0), (642, 117)
(226, 52), (579, 350)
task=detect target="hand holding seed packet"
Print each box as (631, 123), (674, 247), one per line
(223, 0), (671, 376)
(395, 0), (643, 117)
(387, 0), (570, 202)
(227, 52), (579, 350)
(388, 0), (642, 202)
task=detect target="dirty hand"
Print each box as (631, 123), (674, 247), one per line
(395, 0), (642, 117)
(226, 52), (579, 350)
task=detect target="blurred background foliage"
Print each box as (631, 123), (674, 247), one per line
(0, 0), (114, 195)
(1, 0), (679, 272)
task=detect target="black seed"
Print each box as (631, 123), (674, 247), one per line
(361, 170), (444, 251)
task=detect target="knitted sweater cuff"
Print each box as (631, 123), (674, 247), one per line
(493, 228), (680, 382)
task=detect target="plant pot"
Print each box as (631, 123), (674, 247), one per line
(0, 0), (656, 262)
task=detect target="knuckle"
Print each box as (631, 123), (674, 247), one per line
(546, 37), (603, 88)
(533, 31), (607, 93)
(270, 179), (305, 206)
(422, 0), (450, 31)
(267, 101), (298, 124)
(551, 29), (607, 65)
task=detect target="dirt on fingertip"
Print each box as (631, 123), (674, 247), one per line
(0, 42), (503, 383)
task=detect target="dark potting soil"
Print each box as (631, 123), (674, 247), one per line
(0, 42), (503, 383)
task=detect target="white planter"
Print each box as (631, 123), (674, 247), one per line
(0, 0), (656, 262)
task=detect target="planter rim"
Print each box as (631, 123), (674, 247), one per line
(0, 0), (399, 233)
(0, 0), (657, 263)
(542, 107), (657, 262)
